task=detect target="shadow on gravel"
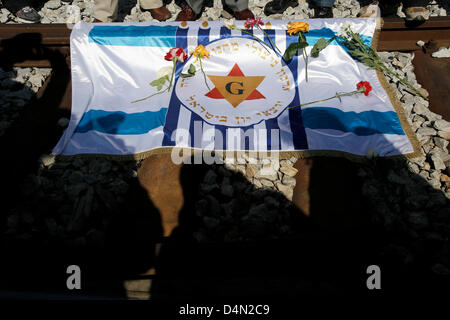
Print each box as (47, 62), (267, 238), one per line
(0, 33), (70, 209)
(0, 34), (163, 298)
(149, 155), (449, 301)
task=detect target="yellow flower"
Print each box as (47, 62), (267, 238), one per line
(287, 21), (309, 35)
(190, 45), (210, 59)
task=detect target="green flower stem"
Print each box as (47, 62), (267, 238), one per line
(167, 58), (177, 91)
(131, 59), (177, 104)
(236, 28), (272, 51)
(327, 35), (337, 44)
(257, 25), (281, 54)
(131, 84), (170, 104)
(382, 65), (428, 101)
(199, 57), (211, 91)
(303, 47), (309, 82)
(300, 32), (309, 82)
(288, 90), (361, 109)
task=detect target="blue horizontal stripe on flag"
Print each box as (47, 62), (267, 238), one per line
(87, 26), (372, 48)
(304, 28), (372, 47)
(301, 107), (405, 136)
(88, 25), (178, 47)
(75, 109), (168, 135)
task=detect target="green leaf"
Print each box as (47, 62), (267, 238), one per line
(180, 73), (194, 78)
(298, 41), (308, 50)
(188, 64), (196, 75)
(311, 38), (328, 58)
(157, 84), (163, 91)
(283, 42), (300, 61)
(150, 79), (161, 87)
(150, 76), (168, 89)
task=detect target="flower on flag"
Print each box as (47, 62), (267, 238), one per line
(156, 66), (173, 79)
(283, 21), (310, 81)
(357, 81), (372, 96)
(132, 47), (188, 103)
(181, 45), (211, 91)
(224, 18), (236, 30)
(242, 17), (281, 54)
(287, 21), (309, 35)
(337, 24), (428, 100)
(289, 81), (373, 109)
(244, 17), (264, 29)
(191, 44), (210, 59)
(164, 47), (188, 63)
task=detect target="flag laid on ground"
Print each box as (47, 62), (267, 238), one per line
(52, 18), (420, 159)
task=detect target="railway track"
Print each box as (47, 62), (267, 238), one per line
(1, 18), (450, 299)
(1, 17), (450, 65)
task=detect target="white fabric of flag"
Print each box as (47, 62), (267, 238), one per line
(52, 18), (417, 159)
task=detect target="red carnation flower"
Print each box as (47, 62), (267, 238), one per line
(164, 47), (188, 63)
(244, 17), (264, 29)
(357, 81), (372, 96)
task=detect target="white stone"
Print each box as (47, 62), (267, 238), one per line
(416, 127), (437, 137)
(438, 131), (450, 140)
(279, 165), (298, 177)
(432, 47), (450, 58)
(434, 137), (449, 149)
(416, 40), (425, 47)
(260, 178), (274, 188)
(46, 0), (62, 10)
(0, 9), (9, 23)
(65, 5), (81, 24)
(27, 74), (43, 87)
(431, 154), (446, 171)
(282, 175), (296, 187)
(245, 164), (257, 179)
(433, 119), (450, 133)
(275, 181), (293, 200)
(254, 166), (278, 181)
(39, 154), (56, 167)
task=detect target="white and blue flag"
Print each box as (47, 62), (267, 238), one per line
(52, 19), (419, 159)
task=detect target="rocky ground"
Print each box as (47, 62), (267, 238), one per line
(0, 68), (51, 137)
(0, 0), (449, 286)
(0, 0), (448, 23)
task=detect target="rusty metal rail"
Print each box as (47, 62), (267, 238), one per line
(1, 17), (450, 67)
(379, 16), (450, 51)
(0, 24), (71, 68)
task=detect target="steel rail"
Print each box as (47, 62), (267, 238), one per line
(0, 17), (449, 44)
(379, 17), (450, 51)
(1, 17), (450, 67)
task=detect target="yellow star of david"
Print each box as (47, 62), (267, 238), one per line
(205, 64), (266, 108)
